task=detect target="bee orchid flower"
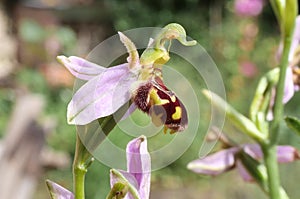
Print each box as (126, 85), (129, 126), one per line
(58, 24), (196, 134)
(110, 136), (151, 199)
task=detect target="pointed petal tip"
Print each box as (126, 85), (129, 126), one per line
(67, 118), (75, 125)
(127, 135), (148, 152)
(45, 179), (52, 186)
(186, 159), (205, 171)
(66, 104), (89, 125)
(179, 39), (197, 46)
(118, 31), (129, 44)
(66, 112), (90, 125)
(117, 31), (139, 69)
(161, 23), (197, 46)
(186, 162), (195, 170)
(56, 55), (64, 60)
(66, 105), (77, 125)
(46, 180), (74, 199)
(57, 55), (107, 81)
(202, 89), (211, 99)
(110, 168), (118, 174)
(147, 38), (154, 47)
(56, 55), (67, 64)
(139, 135), (147, 141)
(118, 31), (124, 37)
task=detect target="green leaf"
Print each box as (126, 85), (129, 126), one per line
(269, 0), (285, 30)
(19, 19), (45, 43)
(202, 89), (267, 142)
(285, 116), (300, 136)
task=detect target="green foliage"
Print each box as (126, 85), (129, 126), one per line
(17, 68), (48, 93)
(0, 89), (14, 137)
(285, 116), (300, 136)
(20, 19), (46, 43)
(19, 18), (77, 56)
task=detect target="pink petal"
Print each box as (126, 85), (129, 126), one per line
(67, 63), (137, 125)
(46, 180), (74, 199)
(236, 160), (255, 182)
(57, 56), (105, 81)
(121, 103), (138, 121)
(289, 16), (300, 62)
(283, 67), (295, 103)
(187, 147), (239, 176)
(277, 145), (300, 163)
(126, 135), (151, 199)
(243, 144), (300, 163)
(243, 144), (263, 159)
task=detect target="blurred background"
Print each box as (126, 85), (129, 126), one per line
(1, 0), (300, 198)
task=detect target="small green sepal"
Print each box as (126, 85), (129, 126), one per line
(140, 23), (196, 67)
(106, 182), (129, 199)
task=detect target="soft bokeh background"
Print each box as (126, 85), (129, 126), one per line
(1, 0), (300, 198)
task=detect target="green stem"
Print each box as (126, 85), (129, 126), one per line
(71, 115), (117, 199)
(264, 34), (293, 199)
(73, 133), (92, 199)
(270, 36), (292, 144)
(262, 144), (282, 199)
(73, 166), (86, 199)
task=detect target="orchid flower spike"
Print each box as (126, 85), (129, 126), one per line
(268, 16), (300, 120)
(58, 24), (196, 134)
(187, 144), (299, 182)
(110, 136), (151, 199)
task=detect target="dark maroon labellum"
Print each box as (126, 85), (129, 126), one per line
(134, 77), (188, 134)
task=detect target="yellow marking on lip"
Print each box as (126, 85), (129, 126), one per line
(172, 106), (182, 120)
(149, 88), (170, 105)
